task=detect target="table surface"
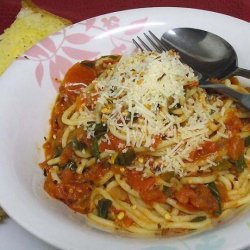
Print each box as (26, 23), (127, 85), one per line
(0, 1), (249, 249)
(0, 0), (250, 34)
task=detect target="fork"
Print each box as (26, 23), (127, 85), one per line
(132, 31), (250, 110)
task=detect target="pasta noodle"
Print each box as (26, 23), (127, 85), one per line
(40, 52), (250, 236)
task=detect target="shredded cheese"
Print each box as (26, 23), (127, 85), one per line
(75, 52), (227, 176)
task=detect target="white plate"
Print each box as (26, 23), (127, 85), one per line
(0, 7), (250, 250)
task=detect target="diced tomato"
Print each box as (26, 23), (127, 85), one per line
(140, 189), (166, 204)
(44, 163), (110, 214)
(99, 132), (125, 152)
(60, 169), (74, 183)
(190, 141), (217, 161)
(59, 147), (74, 165)
(63, 63), (96, 85)
(83, 163), (110, 182)
(44, 174), (93, 214)
(125, 170), (166, 204)
(225, 111), (243, 134)
(43, 141), (54, 159)
(175, 185), (219, 213)
(227, 135), (244, 160)
(151, 135), (162, 149)
(125, 170), (156, 192)
(122, 216), (134, 227)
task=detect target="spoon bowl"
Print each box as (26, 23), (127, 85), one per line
(161, 28), (250, 80)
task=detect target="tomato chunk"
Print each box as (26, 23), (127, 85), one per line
(63, 63), (96, 85)
(125, 170), (156, 192)
(227, 136), (244, 160)
(225, 111), (243, 134)
(175, 185), (219, 213)
(190, 141), (217, 160)
(140, 189), (166, 204)
(125, 170), (166, 204)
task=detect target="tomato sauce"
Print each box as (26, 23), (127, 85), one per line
(42, 57), (121, 214)
(99, 132), (125, 152)
(225, 111), (243, 134)
(44, 164), (109, 213)
(125, 170), (166, 204)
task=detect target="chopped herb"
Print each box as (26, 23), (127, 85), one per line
(97, 198), (112, 219)
(101, 55), (120, 60)
(234, 154), (247, 173)
(190, 216), (207, 222)
(160, 171), (175, 181)
(114, 148), (136, 166)
(94, 123), (107, 138)
(71, 138), (86, 151)
(169, 103), (181, 113)
(157, 73), (166, 81)
(207, 182), (222, 215)
(213, 160), (232, 171)
(43, 169), (47, 176)
(244, 136), (250, 147)
(80, 60), (95, 68)
(61, 161), (77, 171)
(125, 112), (139, 122)
(163, 186), (173, 197)
(53, 146), (62, 158)
(91, 138), (100, 158)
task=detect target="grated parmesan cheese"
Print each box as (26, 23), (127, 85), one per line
(76, 52), (228, 176)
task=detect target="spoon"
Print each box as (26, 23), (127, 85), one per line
(161, 28), (250, 81)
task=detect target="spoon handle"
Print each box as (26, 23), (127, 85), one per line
(232, 67), (250, 79)
(200, 82), (250, 110)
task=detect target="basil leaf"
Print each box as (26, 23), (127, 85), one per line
(71, 138), (86, 151)
(235, 154), (247, 173)
(213, 160), (232, 171)
(163, 186), (173, 197)
(53, 146), (62, 158)
(91, 138), (100, 158)
(244, 136), (250, 147)
(190, 216), (207, 222)
(80, 60), (95, 68)
(60, 161), (77, 171)
(94, 123), (107, 139)
(207, 182), (222, 215)
(114, 149), (136, 166)
(97, 198), (112, 219)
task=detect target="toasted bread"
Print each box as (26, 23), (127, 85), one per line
(0, 0), (71, 75)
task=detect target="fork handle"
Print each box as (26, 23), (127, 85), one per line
(200, 82), (250, 110)
(231, 67), (250, 79)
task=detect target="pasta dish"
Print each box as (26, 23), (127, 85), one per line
(40, 51), (250, 236)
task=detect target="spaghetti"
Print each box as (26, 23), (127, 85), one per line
(40, 52), (250, 236)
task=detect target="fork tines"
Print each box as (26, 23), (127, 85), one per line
(132, 30), (169, 53)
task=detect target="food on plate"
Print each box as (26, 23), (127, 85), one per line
(40, 51), (250, 236)
(0, 0), (71, 75)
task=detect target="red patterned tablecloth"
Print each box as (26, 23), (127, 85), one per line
(0, 0), (249, 34)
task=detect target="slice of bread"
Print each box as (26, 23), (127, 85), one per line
(0, 0), (72, 75)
